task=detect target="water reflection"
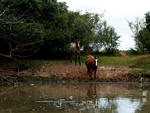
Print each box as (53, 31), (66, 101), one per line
(0, 83), (150, 113)
(86, 84), (98, 109)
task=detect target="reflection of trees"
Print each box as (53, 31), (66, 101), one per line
(97, 98), (118, 113)
(40, 84), (119, 113)
(79, 83), (118, 113)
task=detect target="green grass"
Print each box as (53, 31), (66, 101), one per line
(96, 54), (150, 78)
(81, 55), (150, 68)
(130, 55), (150, 70)
(21, 54), (150, 70)
(98, 55), (149, 67)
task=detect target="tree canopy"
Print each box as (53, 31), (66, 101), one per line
(0, 0), (120, 60)
(128, 13), (150, 53)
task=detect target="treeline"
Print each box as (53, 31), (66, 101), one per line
(128, 12), (150, 54)
(0, 0), (120, 60)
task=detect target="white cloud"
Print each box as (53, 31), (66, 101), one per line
(58, 0), (150, 50)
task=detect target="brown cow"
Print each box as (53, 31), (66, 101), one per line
(85, 55), (98, 79)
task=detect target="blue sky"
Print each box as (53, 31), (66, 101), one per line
(58, 0), (150, 50)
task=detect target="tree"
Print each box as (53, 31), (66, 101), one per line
(129, 14), (150, 53)
(0, 0), (121, 60)
(94, 21), (120, 54)
(0, 0), (44, 60)
(128, 18), (146, 53)
(37, 1), (70, 58)
(145, 12), (150, 31)
(137, 28), (150, 52)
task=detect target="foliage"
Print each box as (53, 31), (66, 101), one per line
(93, 21), (120, 54)
(128, 13), (150, 53)
(128, 18), (146, 52)
(0, 0), (120, 60)
(0, 0), (45, 59)
(145, 12), (150, 31)
(137, 28), (150, 52)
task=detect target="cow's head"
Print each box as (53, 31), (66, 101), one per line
(94, 56), (98, 67)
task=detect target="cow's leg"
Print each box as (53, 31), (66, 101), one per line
(87, 66), (92, 79)
(75, 55), (77, 65)
(89, 70), (92, 80)
(78, 55), (81, 65)
(91, 69), (94, 80)
(90, 68), (93, 80)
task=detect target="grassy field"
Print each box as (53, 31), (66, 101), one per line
(21, 54), (150, 69)
(98, 55), (150, 67)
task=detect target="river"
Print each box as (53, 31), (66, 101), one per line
(0, 82), (149, 113)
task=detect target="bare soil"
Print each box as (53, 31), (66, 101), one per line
(20, 63), (140, 81)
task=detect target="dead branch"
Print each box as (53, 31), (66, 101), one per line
(12, 48), (40, 58)
(0, 9), (6, 17)
(0, 53), (19, 62)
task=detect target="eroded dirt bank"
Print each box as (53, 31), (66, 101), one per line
(20, 64), (140, 82)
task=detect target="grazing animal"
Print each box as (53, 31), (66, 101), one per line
(85, 55), (98, 79)
(68, 40), (81, 65)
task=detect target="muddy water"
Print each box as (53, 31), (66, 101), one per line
(0, 83), (150, 113)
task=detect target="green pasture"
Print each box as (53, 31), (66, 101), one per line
(22, 54), (150, 70)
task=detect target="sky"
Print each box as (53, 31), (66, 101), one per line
(57, 0), (150, 50)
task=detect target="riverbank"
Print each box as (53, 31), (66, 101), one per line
(1, 55), (150, 83)
(0, 64), (138, 84)
(19, 64), (140, 82)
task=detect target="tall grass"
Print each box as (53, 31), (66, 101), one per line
(22, 55), (150, 69)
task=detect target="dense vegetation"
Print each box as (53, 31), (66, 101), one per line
(0, 0), (120, 60)
(128, 12), (150, 54)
